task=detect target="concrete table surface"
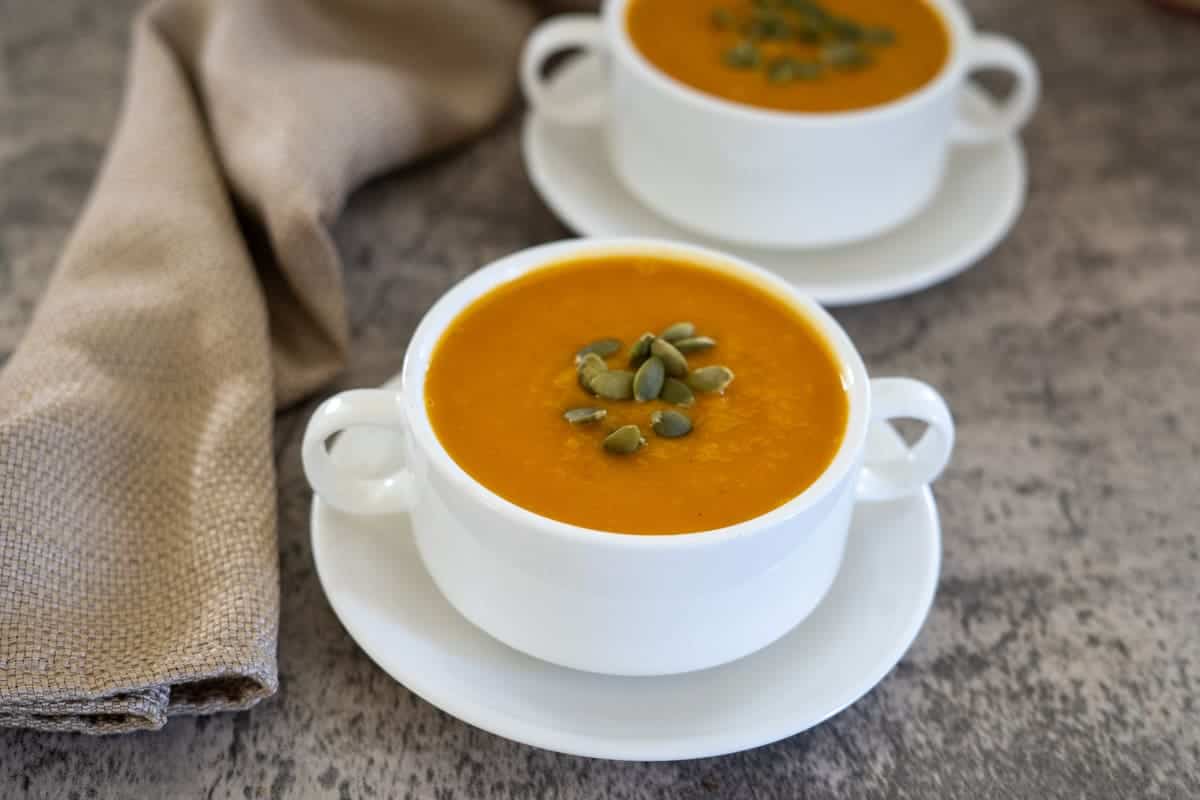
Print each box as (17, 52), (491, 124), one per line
(1, 1), (1197, 797)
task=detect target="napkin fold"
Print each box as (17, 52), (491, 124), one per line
(0, 0), (533, 733)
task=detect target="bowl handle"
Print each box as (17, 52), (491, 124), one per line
(857, 378), (955, 502)
(520, 15), (608, 126)
(951, 33), (1041, 145)
(302, 389), (415, 515)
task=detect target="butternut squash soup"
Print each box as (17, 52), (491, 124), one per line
(626, 0), (950, 113)
(424, 253), (849, 535)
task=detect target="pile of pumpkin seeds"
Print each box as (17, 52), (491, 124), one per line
(712, 0), (896, 82)
(563, 322), (735, 455)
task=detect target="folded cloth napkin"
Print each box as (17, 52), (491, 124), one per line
(0, 0), (532, 733)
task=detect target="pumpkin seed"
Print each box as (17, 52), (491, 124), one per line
(603, 425), (646, 454)
(711, 7), (734, 29)
(673, 335), (717, 354)
(745, 11), (790, 41)
(660, 321), (695, 342)
(688, 365), (735, 394)
(628, 332), (656, 367)
(575, 338), (621, 362)
(723, 40), (760, 69)
(589, 369), (635, 401)
(577, 351), (605, 371)
(660, 377), (695, 407)
(862, 26), (896, 45)
(792, 1), (831, 27)
(650, 337), (689, 378)
(769, 58), (822, 82)
(824, 42), (871, 69)
(651, 410), (693, 438)
(576, 352), (606, 392)
(829, 18), (864, 42)
(768, 58), (797, 84)
(793, 60), (825, 79)
(563, 407), (607, 425)
(633, 356), (666, 402)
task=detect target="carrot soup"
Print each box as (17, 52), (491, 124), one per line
(424, 253), (849, 535)
(626, 0), (950, 113)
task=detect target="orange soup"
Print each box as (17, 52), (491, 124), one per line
(424, 253), (849, 535)
(626, 0), (950, 113)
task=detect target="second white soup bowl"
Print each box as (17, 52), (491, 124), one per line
(521, 0), (1039, 248)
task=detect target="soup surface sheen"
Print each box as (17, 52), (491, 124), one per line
(425, 254), (849, 535)
(626, 0), (950, 113)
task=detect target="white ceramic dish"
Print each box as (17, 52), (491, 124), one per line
(302, 238), (954, 676)
(311, 409), (941, 761)
(521, 0), (1038, 247)
(522, 54), (1028, 306)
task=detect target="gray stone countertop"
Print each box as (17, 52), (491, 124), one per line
(1, 1), (1198, 797)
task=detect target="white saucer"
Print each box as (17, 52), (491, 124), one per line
(310, 376), (942, 761)
(522, 54), (1027, 306)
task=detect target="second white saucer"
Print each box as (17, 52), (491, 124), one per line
(522, 53), (1027, 307)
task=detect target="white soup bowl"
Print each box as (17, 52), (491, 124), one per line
(302, 238), (955, 675)
(520, 0), (1039, 248)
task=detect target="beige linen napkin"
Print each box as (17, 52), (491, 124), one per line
(0, 0), (533, 733)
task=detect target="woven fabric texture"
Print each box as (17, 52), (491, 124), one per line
(0, 0), (531, 733)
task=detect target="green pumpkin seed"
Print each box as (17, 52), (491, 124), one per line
(651, 338), (689, 378)
(768, 58), (796, 84)
(633, 356), (666, 402)
(563, 407), (607, 425)
(830, 18), (864, 42)
(576, 352), (606, 392)
(793, 60), (824, 79)
(589, 369), (635, 401)
(862, 26), (896, 45)
(673, 335), (717, 354)
(660, 322), (695, 342)
(746, 10), (790, 40)
(688, 365), (735, 394)
(575, 338), (621, 362)
(577, 351), (605, 371)
(792, 1), (831, 27)
(603, 425), (646, 454)
(628, 332), (656, 367)
(723, 40), (760, 69)
(711, 7), (734, 29)
(660, 377), (695, 407)
(651, 410), (693, 438)
(824, 42), (871, 69)
(769, 56), (822, 83)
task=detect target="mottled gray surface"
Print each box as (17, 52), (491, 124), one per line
(1, 0), (1198, 797)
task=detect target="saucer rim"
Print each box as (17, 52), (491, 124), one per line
(311, 411), (942, 761)
(520, 57), (1027, 307)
